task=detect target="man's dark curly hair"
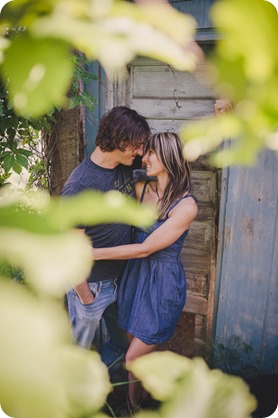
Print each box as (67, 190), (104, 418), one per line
(95, 106), (150, 152)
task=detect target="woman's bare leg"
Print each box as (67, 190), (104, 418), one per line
(125, 336), (156, 405)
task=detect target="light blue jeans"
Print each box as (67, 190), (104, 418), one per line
(67, 278), (128, 366)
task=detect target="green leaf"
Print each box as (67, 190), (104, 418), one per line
(1, 150), (12, 159)
(12, 160), (22, 174)
(129, 352), (257, 418)
(58, 347), (112, 416)
(10, 139), (18, 153)
(53, 190), (156, 231)
(31, 2), (198, 74)
(129, 351), (195, 401)
(6, 127), (17, 141)
(0, 187), (155, 295)
(15, 153), (29, 169)
(0, 188), (155, 235)
(0, 282), (111, 418)
(2, 153), (14, 172)
(1, 33), (74, 117)
(17, 148), (32, 157)
(0, 227), (93, 296)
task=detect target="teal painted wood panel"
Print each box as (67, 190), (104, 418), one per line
(214, 150), (278, 374)
(84, 61), (105, 157)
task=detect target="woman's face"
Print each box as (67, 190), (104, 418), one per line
(142, 148), (165, 177)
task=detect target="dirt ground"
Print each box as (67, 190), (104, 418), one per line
(158, 312), (196, 358)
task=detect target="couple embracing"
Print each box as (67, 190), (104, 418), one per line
(62, 106), (198, 405)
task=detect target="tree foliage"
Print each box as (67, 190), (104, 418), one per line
(0, 0), (199, 186)
(0, 0), (197, 117)
(181, 0), (278, 166)
(0, 47), (97, 187)
(0, 71), (51, 186)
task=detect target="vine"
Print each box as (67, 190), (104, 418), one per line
(0, 52), (97, 189)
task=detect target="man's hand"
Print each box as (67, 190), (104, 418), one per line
(74, 282), (95, 305)
(214, 99), (233, 115)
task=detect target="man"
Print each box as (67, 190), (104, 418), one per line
(62, 106), (150, 366)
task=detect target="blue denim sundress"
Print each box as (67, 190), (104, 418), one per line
(117, 192), (194, 345)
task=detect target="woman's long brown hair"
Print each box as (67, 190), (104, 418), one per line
(146, 132), (192, 220)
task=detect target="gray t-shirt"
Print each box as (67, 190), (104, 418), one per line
(61, 156), (135, 282)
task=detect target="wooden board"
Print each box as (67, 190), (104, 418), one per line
(214, 149), (278, 373)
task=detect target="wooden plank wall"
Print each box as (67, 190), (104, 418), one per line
(214, 149), (278, 373)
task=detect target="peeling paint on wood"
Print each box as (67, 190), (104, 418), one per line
(214, 150), (278, 373)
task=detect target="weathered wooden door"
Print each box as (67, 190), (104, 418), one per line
(214, 150), (278, 374)
(110, 48), (219, 355)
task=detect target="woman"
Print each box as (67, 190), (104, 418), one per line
(93, 132), (198, 405)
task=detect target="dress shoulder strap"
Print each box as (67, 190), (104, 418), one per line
(184, 193), (198, 203)
(166, 193), (197, 217)
(140, 180), (150, 203)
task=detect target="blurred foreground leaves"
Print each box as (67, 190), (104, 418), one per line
(0, 186), (154, 417)
(181, 0), (278, 166)
(0, 187), (256, 418)
(0, 186), (155, 295)
(0, 281), (111, 418)
(1, 34), (74, 118)
(0, 0), (198, 117)
(0, 0), (277, 167)
(0, 0), (264, 416)
(129, 351), (257, 418)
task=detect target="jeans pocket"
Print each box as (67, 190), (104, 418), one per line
(76, 294), (100, 322)
(79, 298), (95, 307)
(75, 283), (99, 307)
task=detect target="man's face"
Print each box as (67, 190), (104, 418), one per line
(116, 143), (145, 166)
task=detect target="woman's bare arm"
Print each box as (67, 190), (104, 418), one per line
(93, 197), (198, 260)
